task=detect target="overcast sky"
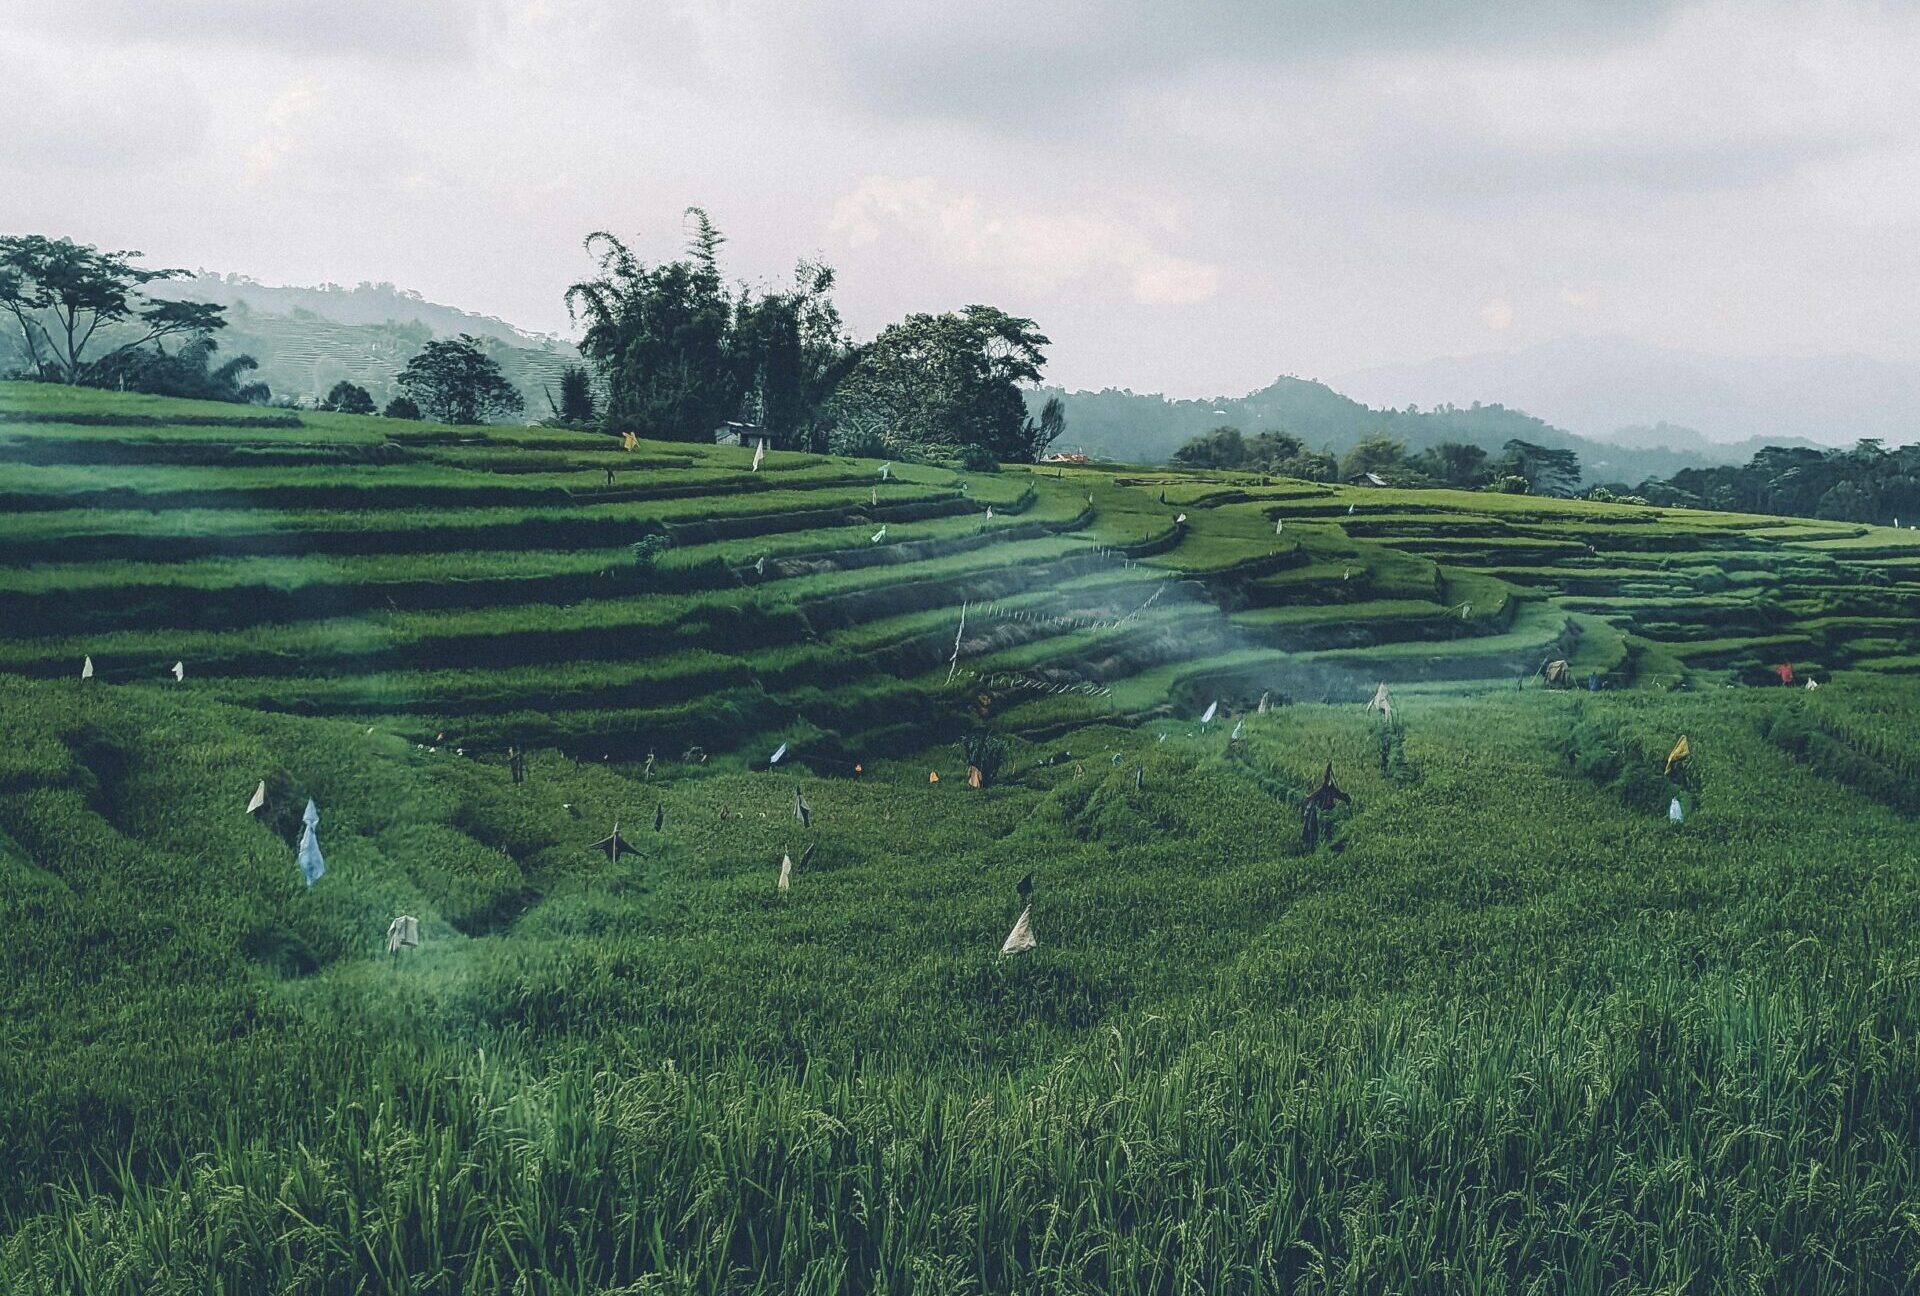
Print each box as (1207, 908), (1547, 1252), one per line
(6, 0), (1918, 397)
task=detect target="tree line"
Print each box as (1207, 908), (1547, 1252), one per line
(1167, 420), (1920, 524)
(1631, 440), (1920, 522)
(1169, 424), (1583, 496)
(2, 218), (1068, 465)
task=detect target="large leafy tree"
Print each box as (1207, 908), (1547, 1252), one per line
(318, 381), (376, 415)
(1340, 433), (1407, 480)
(1173, 425), (1247, 469)
(733, 259), (857, 452)
(1245, 430), (1305, 469)
(829, 306), (1054, 462)
(1493, 438), (1582, 496)
(1416, 441), (1492, 489)
(552, 365), (596, 425)
(395, 335), (524, 425)
(565, 210), (743, 441)
(0, 235), (227, 383)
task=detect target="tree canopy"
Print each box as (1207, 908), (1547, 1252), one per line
(1171, 426), (1247, 469)
(733, 260), (858, 453)
(0, 235), (227, 384)
(828, 306), (1057, 462)
(549, 365), (596, 426)
(1169, 425), (1337, 480)
(1165, 425), (1588, 496)
(86, 336), (269, 405)
(566, 212), (742, 441)
(1492, 439), (1582, 497)
(566, 212), (862, 448)
(395, 335), (524, 425)
(1638, 439), (1920, 522)
(318, 381), (376, 415)
(564, 210), (1056, 462)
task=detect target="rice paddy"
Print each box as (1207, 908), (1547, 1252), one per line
(5, 384), (1920, 1292)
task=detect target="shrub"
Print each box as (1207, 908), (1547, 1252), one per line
(958, 443), (1001, 473)
(960, 732), (1008, 784)
(318, 381), (376, 415)
(630, 534), (670, 574)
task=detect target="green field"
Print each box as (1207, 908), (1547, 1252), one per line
(6, 384), (1920, 1292)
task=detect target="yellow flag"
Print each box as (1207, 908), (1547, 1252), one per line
(621, 431), (638, 452)
(928, 770), (940, 784)
(1665, 735), (1691, 776)
(967, 765), (983, 788)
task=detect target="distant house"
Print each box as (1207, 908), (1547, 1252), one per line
(1356, 471), (1389, 487)
(1042, 451), (1090, 464)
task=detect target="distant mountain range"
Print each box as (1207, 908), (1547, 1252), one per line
(1027, 376), (1784, 485)
(152, 274), (580, 412)
(1334, 336), (1920, 449)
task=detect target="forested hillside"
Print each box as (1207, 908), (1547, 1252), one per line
(1029, 376), (1753, 483)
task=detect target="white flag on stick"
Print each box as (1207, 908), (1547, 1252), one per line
(1001, 906), (1036, 955)
(386, 914), (420, 954)
(171, 661), (185, 682)
(246, 780), (267, 815)
(778, 853), (792, 892)
(81, 656), (94, 680)
(1366, 683), (1392, 723)
(751, 438), (765, 472)
(297, 799), (325, 887)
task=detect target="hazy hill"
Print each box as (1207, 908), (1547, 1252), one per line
(1335, 335), (1920, 449)
(153, 274), (580, 414)
(1597, 421), (1826, 458)
(1027, 375), (1753, 484)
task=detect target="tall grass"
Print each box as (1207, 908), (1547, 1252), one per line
(8, 677), (1920, 1289)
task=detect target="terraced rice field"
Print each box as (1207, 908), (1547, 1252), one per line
(10, 385), (1920, 1292)
(7, 385), (1919, 762)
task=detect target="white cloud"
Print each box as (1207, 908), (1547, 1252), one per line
(243, 82), (320, 184)
(828, 177), (1219, 307)
(6, 0), (1920, 395)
